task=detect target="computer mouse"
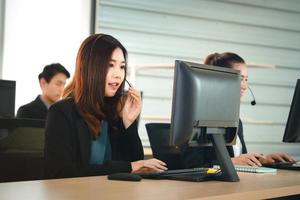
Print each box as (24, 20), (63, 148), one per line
(107, 173), (142, 181)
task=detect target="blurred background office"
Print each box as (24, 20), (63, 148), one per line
(0, 0), (300, 160)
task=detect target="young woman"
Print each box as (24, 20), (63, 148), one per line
(44, 34), (167, 179)
(204, 52), (295, 166)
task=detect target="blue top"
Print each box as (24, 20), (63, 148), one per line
(90, 120), (112, 164)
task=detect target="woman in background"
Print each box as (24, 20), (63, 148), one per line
(44, 34), (167, 179)
(204, 52), (295, 166)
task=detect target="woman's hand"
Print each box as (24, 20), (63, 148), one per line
(231, 153), (266, 166)
(122, 87), (142, 129)
(259, 153), (295, 165)
(131, 158), (168, 174)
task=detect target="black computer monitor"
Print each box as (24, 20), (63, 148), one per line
(170, 60), (241, 182)
(283, 79), (300, 143)
(0, 79), (16, 118)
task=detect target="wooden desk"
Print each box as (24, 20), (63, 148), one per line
(0, 170), (299, 200)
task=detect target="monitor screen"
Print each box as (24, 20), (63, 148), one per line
(0, 79), (16, 118)
(283, 79), (300, 143)
(170, 60), (241, 146)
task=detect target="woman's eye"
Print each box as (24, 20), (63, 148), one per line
(120, 65), (125, 69)
(109, 63), (114, 67)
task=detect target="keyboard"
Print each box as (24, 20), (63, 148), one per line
(138, 168), (221, 182)
(263, 161), (300, 171)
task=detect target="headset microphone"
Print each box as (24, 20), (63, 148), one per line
(116, 79), (132, 97)
(248, 86), (256, 106)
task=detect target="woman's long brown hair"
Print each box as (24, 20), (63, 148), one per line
(64, 34), (128, 136)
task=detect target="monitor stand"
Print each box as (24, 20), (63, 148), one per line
(211, 133), (239, 182)
(189, 126), (239, 182)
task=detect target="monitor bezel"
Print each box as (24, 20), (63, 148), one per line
(283, 79), (300, 143)
(0, 79), (16, 118)
(170, 60), (241, 147)
(169, 60), (240, 182)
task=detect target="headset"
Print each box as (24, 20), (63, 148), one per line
(248, 86), (256, 106)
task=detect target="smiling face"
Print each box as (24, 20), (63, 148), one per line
(232, 63), (248, 98)
(104, 47), (126, 97)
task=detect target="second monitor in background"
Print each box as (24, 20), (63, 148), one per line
(0, 79), (16, 118)
(283, 79), (300, 143)
(262, 79), (300, 170)
(170, 60), (240, 146)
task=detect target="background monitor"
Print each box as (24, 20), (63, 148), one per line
(169, 60), (241, 182)
(0, 79), (16, 118)
(283, 79), (300, 143)
(170, 60), (241, 147)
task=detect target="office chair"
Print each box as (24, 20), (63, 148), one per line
(145, 123), (183, 170)
(0, 118), (45, 182)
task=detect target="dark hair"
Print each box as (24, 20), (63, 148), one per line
(38, 63), (70, 82)
(204, 52), (245, 68)
(63, 34), (128, 136)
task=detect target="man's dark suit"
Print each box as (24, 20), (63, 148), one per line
(16, 96), (48, 119)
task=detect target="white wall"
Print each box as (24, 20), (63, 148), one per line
(0, 0), (5, 78)
(96, 0), (300, 159)
(2, 0), (91, 111)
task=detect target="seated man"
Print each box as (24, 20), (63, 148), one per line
(16, 63), (70, 119)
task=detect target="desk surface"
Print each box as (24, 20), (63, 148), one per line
(0, 170), (299, 200)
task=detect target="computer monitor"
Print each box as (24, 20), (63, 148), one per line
(0, 79), (16, 118)
(170, 60), (241, 182)
(283, 79), (300, 143)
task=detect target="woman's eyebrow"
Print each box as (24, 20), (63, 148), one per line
(110, 59), (126, 63)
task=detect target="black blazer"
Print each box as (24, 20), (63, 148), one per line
(227, 119), (248, 157)
(44, 98), (144, 179)
(16, 95), (48, 119)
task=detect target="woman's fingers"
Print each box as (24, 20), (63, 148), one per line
(245, 159), (258, 166)
(259, 156), (275, 165)
(128, 86), (140, 94)
(266, 153), (295, 163)
(128, 89), (141, 102)
(252, 152), (265, 159)
(248, 156), (262, 166)
(131, 158), (168, 173)
(128, 87), (141, 97)
(281, 153), (296, 162)
(233, 152), (296, 166)
(125, 88), (141, 106)
(143, 159), (168, 171)
(237, 153), (263, 166)
(153, 158), (167, 166)
(133, 159), (168, 173)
